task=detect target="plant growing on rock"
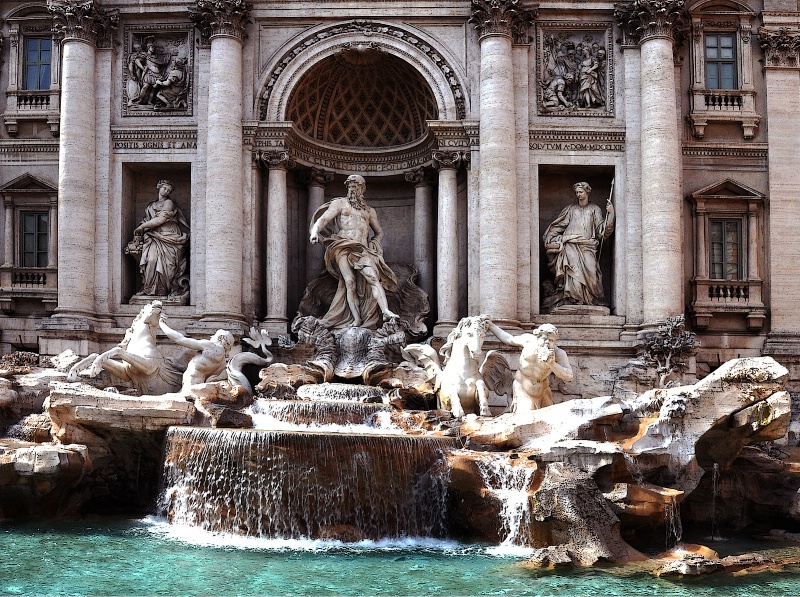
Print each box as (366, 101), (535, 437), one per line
(642, 315), (699, 388)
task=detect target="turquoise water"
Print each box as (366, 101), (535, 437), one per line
(2, 518), (800, 596)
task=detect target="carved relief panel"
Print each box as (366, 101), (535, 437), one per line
(536, 22), (614, 117)
(123, 25), (194, 117)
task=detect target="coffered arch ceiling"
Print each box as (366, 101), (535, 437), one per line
(286, 48), (439, 149)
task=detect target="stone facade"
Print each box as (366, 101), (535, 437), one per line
(1, 0), (799, 393)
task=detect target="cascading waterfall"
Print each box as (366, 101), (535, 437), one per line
(711, 462), (722, 541)
(159, 427), (454, 540)
(665, 494), (683, 550)
(249, 399), (393, 429)
(476, 455), (536, 545)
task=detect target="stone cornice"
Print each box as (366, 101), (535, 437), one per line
(48, 0), (118, 48)
(758, 27), (800, 69)
(614, 0), (687, 44)
(469, 0), (537, 41)
(188, 0), (252, 43)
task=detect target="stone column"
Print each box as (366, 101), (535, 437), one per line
(759, 26), (800, 352)
(48, 1), (116, 319)
(189, 0), (251, 326)
(260, 151), (294, 332)
(405, 167), (435, 307)
(2, 203), (13, 267)
(616, 0), (686, 325)
(470, 0), (534, 324)
(303, 168), (334, 283)
(431, 152), (466, 328)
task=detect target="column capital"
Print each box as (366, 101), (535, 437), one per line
(614, 0), (687, 45)
(301, 167), (335, 188)
(256, 150), (295, 170)
(432, 150), (469, 170)
(404, 167), (435, 187)
(48, 0), (118, 47)
(469, 0), (536, 41)
(189, 0), (252, 43)
(758, 27), (800, 69)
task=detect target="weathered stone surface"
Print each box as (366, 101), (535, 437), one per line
(522, 545), (574, 568)
(198, 403), (253, 429)
(46, 382), (194, 446)
(0, 440), (91, 517)
(605, 482), (684, 528)
(654, 553), (723, 577)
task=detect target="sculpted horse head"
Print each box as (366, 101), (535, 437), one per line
(439, 314), (491, 365)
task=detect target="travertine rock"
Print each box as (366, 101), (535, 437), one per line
(654, 553), (723, 577)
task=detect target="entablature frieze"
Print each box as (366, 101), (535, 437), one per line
(110, 128), (198, 151)
(529, 129), (625, 152)
(682, 142), (768, 170)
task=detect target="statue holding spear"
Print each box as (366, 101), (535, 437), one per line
(543, 180), (615, 308)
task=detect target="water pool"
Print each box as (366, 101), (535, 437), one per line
(2, 518), (800, 596)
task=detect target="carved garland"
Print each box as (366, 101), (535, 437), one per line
(259, 20), (467, 121)
(613, 0), (687, 45)
(48, 0), (118, 48)
(758, 27), (800, 68)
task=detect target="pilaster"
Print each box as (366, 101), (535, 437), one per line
(302, 168), (334, 285)
(758, 22), (800, 355)
(405, 167), (435, 308)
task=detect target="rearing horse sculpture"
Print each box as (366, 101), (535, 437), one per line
(402, 314), (511, 418)
(66, 301), (182, 395)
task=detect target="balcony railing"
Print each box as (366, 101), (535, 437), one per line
(703, 90), (743, 111)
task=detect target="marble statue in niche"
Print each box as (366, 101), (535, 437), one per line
(124, 28), (192, 116)
(539, 29), (610, 115)
(309, 174), (400, 329)
(542, 181), (614, 311)
(126, 179), (190, 304)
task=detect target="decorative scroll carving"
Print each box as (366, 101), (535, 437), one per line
(48, 0), (118, 48)
(537, 23), (614, 117)
(188, 0), (252, 43)
(123, 26), (193, 117)
(758, 27), (800, 68)
(431, 150), (469, 170)
(259, 21), (467, 121)
(614, 0), (687, 44)
(302, 168), (335, 187)
(469, 0), (536, 40)
(404, 167), (434, 187)
(256, 150), (296, 170)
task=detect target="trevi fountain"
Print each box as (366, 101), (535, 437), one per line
(1, 174), (800, 595)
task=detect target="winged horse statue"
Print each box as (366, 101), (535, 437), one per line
(401, 314), (512, 418)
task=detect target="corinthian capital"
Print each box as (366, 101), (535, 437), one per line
(613, 0), (687, 45)
(48, 0), (118, 47)
(469, 0), (536, 41)
(189, 0), (252, 42)
(758, 27), (800, 69)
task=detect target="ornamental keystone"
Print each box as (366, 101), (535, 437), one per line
(48, 0), (118, 47)
(469, 0), (536, 40)
(613, 0), (687, 44)
(188, 0), (252, 42)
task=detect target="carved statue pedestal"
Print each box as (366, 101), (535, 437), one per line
(550, 304), (610, 317)
(130, 294), (189, 307)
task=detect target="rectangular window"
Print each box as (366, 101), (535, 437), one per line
(709, 219), (741, 280)
(23, 37), (52, 91)
(20, 212), (49, 268)
(705, 33), (737, 89)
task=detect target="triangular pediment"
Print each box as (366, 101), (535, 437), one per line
(0, 173), (57, 193)
(690, 178), (764, 200)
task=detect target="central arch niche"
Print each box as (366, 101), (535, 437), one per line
(286, 48), (439, 149)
